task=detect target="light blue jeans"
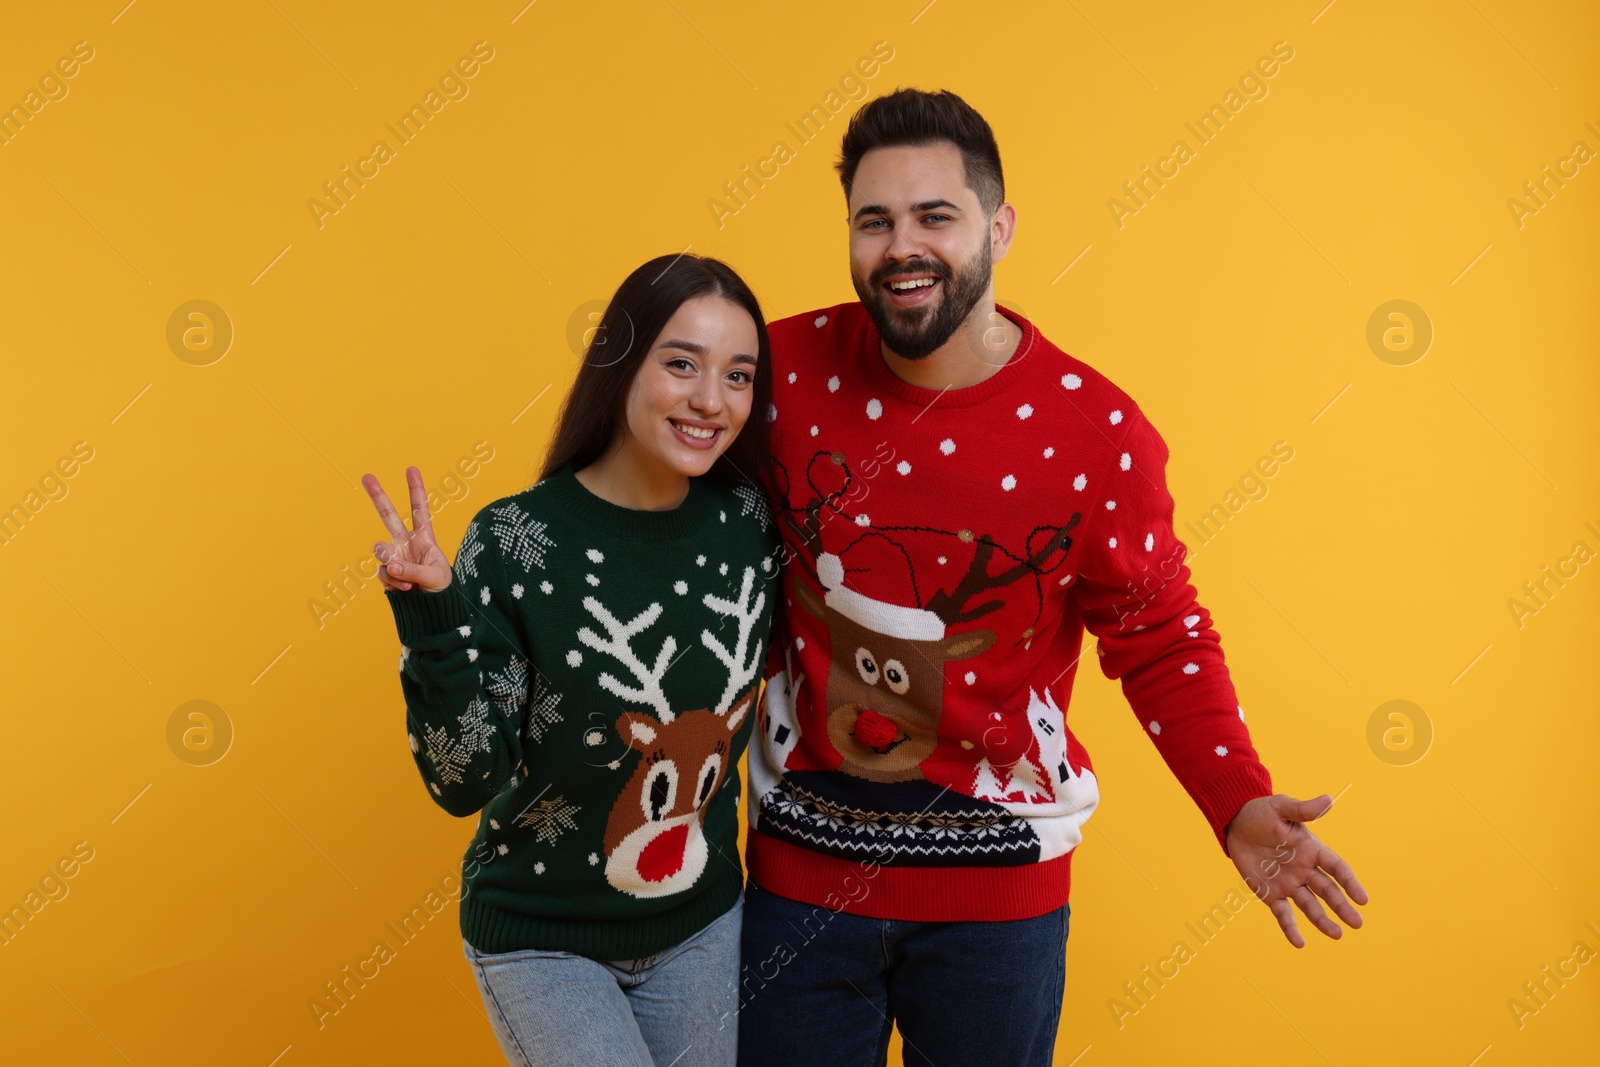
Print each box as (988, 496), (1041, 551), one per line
(462, 896), (742, 1067)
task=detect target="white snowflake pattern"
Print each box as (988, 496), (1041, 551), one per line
(487, 655), (531, 720)
(1062, 373), (1082, 390)
(491, 502), (557, 572)
(457, 695), (496, 755)
(455, 521), (487, 579)
(513, 796), (582, 844)
(524, 674), (565, 743)
(422, 722), (471, 785)
(734, 483), (772, 531)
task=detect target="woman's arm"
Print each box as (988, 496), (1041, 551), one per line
(385, 504), (534, 817)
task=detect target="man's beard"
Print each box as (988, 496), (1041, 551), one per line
(852, 240), (992, 361)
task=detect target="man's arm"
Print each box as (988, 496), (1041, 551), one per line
(1072, 406), (1273, 851)
(1073, 407), (1367, 944)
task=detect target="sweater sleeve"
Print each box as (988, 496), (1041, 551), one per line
(1071, 407), (1274, 853)
(385, 504), (532, 818)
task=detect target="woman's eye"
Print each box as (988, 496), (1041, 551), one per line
(667, 358), (694, 372)
(727, 370), (753, 385)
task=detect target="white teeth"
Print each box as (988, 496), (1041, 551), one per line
(672, 420), (716, 440)
(889, 277), (937, 291)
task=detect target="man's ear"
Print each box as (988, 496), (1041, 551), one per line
(990, 201), (1017, 264)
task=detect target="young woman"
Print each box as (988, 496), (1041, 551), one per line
(360, 253), (780, 1067)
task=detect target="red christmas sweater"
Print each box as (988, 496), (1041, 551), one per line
(745, 300), (1275, 922)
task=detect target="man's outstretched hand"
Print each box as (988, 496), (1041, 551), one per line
(1225, 793), (1368, 949)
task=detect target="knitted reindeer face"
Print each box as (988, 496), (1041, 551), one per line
(797, 581), (993, 782)
(794, 521), (1078, 784)
(576, 566), (766, 899)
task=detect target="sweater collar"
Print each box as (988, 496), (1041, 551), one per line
(542, 464), (720, 542)
(859, 302), (1037, 409)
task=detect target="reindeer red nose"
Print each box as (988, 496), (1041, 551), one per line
(854, 708), (900, 753)
(638, 823), (689, 883)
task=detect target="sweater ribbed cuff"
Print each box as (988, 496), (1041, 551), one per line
(386, 583), (473, 645)
(1193, 760), (1276, 854)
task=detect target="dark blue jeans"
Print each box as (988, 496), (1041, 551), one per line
(737, 880), (1070, 1067)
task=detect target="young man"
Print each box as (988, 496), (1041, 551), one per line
(738, 89), (1367, 1066)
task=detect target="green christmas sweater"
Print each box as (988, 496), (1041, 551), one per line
(384, 463), (780, 960)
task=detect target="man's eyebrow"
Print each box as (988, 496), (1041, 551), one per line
(851, 199), (963, 222)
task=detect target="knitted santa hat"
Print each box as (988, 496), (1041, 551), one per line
(816, 541), (946, 641)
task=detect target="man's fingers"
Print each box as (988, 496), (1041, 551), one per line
(1320, 850), (1369, 906)
(1268, 897), (1305, 949)
(1291, 793), (1334, 822)
(1307, 869), (1362, 929)
(1290, 885), (1341, 940)
(363, 474), (412, 541)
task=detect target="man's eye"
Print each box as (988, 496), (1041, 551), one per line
(863, 219), (887, 230)
(924, 214), (950, 223)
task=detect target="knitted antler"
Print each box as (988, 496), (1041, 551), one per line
(924, 516), (1082, 625)
(577, 597), (677, 721)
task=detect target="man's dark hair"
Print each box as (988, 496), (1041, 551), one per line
(834, 88), (1005, 216)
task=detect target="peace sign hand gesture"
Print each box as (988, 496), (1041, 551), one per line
(362, 466), (453, 593)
